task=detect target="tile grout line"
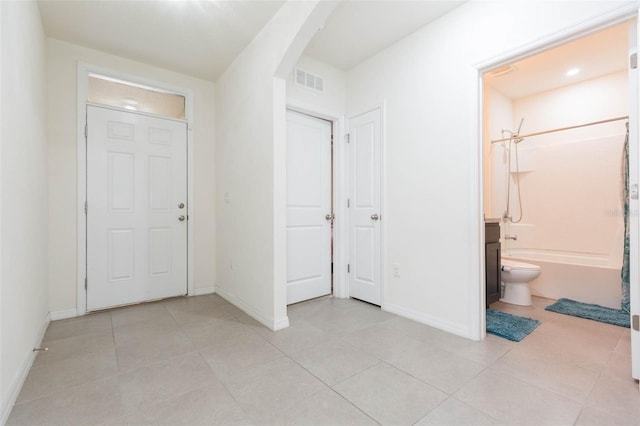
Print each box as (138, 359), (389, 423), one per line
(572, 345), (615, 425)
(284, 353), (382, 426)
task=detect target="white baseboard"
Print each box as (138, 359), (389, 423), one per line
(1, 311), (50, 425)
(273, 316), (290, 331)
(50, 308), (78, 321)
(383, 302), (471, 339)
(193, 285), (215, 296)
(215, 287), (289, 331)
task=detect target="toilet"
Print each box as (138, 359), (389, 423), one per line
(500, 259), (541, 306)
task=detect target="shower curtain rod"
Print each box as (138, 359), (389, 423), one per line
(490, 115), (629, 144)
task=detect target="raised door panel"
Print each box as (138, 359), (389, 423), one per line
(287, 227), (323, 283)
(148, 127), (172, 145)
(108, 153), (135, 212)
(287, 122), (324, 209)
(148, 156), (172, 211)
(354, 124), (375, 208)
(149, 228), (172, 277)
(108, 229), (134, 282)
(355, 227), (375, 284)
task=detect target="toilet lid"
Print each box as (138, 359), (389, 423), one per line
(501, 259), (540, 271)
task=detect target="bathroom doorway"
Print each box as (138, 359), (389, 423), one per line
(481, 19), (638, 380)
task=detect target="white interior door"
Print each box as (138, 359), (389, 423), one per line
(629, 24), (639, 381)
(86, 104), (188, 311)
(286, 110), (332, 304)
(348, 108), (382, 306)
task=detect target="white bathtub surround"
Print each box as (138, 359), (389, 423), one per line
(503, 250), (622, 309)
(488, 69), (628, 309)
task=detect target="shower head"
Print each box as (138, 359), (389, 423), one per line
(516, 117), (524, 136)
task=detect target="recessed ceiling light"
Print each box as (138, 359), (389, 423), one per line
(123, 105), (138, 111)
(566, 68), (580, 77)
(123, 98), (138, 105)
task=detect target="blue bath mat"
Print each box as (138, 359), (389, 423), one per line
(486, 309), (541, 342)
(545, 298), (629, 328)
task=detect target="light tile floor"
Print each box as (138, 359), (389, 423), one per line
(7, 294), (639, 425)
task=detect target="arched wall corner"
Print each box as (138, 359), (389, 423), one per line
(272, 0), (340, 327)
(273, 1), (339, 80)
(214, 0), (338, 331)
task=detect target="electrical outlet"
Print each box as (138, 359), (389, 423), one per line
(392, 263), (400, 277)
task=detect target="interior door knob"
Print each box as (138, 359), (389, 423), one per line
(325, 213), (335, 221)
(178, 215), (186, 222)
(371, 214), (379, 221)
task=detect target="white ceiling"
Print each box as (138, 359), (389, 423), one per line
(38, 0), (465, 81)
(38, 0), (285, 81)
(304, 0), (464, 70)
(38, 1), (627, 96)
(485, 23), (630, 100)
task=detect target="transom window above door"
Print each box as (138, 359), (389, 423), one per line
(88, 74), (186, 119)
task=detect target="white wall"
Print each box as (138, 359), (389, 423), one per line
(286, 54), (346, 115)
(215, 1), (337, 329)
(47, 39), (216, 313)
(1, 1), (49, 421)
(345, 0), (631, 338)
(505, 71), (628, 266)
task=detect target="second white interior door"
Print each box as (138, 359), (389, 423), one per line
(348, 108), (382, 306)
(286, 110), (332, 304)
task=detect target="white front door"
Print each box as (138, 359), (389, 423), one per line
(286, 110), (333, 304)
(86, 105), (188, 311)
(348, 108), (382, 306)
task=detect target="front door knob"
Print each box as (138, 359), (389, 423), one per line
(178, 215), (186, 222)
(370, 214), (379, 221)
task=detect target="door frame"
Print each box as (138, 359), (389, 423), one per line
(76, 62), (195, 316)
(286, 100), (348, 299)
(472, 4), (639, 341)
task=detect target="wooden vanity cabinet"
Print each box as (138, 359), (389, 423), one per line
(485, 222), (501, 307)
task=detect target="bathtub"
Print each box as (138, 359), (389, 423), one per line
(502, 249), (623, 309)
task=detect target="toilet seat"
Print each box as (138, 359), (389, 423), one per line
(502, 259), (540, 271)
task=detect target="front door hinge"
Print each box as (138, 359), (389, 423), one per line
(84, 277), (87, 290)
(84, 201), (88, 214)
(631, 53), (638, 70)
(347, 264), (350, 273)
(347, 198), (350, 208)
(84, 122), (88, 139)
(633, 315), (639, 332)
(345, 133), (350, 143)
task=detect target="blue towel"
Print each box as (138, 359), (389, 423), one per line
(486, 309), (541, 342)
(545, 298), (629, 328)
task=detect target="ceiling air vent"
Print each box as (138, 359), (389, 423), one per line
(490, 65), (517, 77)
(295, 68), (324, 93)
